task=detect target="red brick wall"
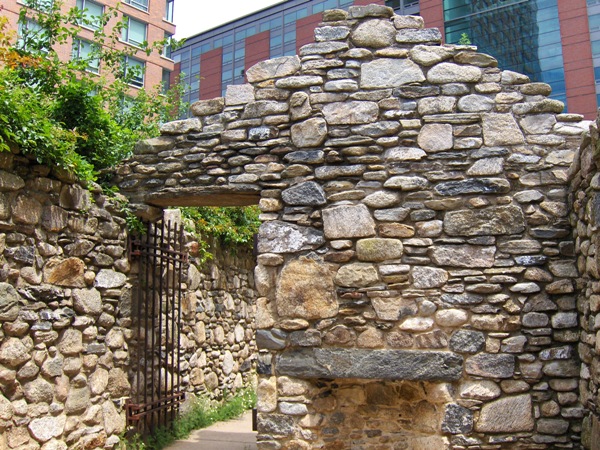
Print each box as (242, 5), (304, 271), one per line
(558, 0), (597, 119)
(420, 0), (445, 42)
(200, 47), (223, 100)
(245, 30), (271, 73)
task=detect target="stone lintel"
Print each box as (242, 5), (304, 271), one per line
(146, 187), (261, 207)
(422, 113), (481, 124)
(276, 348), (463, 381)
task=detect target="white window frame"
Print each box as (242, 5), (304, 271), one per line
(72, 38), (100, 74)
(122, 15), (147, 48)
(76, 0), (104, 31)
(124, 0), (149, 12)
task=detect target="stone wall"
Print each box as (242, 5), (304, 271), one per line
(0, 150), (258, 449)
(180, 233), (257, 402)
(116, 4), (591, 448)
(570, 115), (600, 449)
(0, 151), (131, 449)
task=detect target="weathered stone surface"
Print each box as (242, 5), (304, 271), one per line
(449, 330), (485, 353)
(459, 380), (501, 400)
(315, 25), (351, 41)
(28, 415), (66, 443)
(276, 256), (338, 320)
(427, 63), (482, 83)
(442, 404), (473, 434)
(44, 257), (86, 287)
(277, 348), (463, 381)
(444, 205), (526, 236)
(94, 269), (127, 288)
(282, 182), (327, 206)
(191, 98), (224, 116)
(409, 45), (453, 66)
(435, 178), (511, 196)
(335, 263), (379, 288)
(384, 176), (428, 191)
(396, 28), (442, 44)
(482, 113), (525, 145)
(417, 123), (453, 152)
(371, 297), (417, 321)
(225, 83), (255, 105)
(258, 221), (325, 253)
(411, 266), (448, 288)
(0, 282), (20, 321)
(431, 245), (495, 268)
(475, 395), (534, 432)
(0, 170), (25, 191)
(246, 56), (301, 82)
(72, 288), (102, 316)
(356, 238), (403, 262)
(322, 101), (379, 124)
(384, 147), (427, 162)
(361, 59), (425, 88)
(465, 353), (515, 378)
(322, 204), (376, 239)
(352, 19), (396, 48)
(291, 118), (327, 148)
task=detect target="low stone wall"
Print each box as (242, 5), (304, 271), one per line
(570, 116), (600, 448)
(0, 152), (258, 449)
(180, 234), (257, 402)
(0, 151), (131, 449)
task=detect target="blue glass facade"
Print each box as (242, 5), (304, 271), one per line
(173, 0), (356, 104)
(444, 0), (567, 108)
(587, 0), (600, 105)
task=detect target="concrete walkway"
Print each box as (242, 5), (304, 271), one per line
(165, 410), (257, 450)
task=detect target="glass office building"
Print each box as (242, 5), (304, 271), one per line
(588, 0), (600, 105)
(444, 0), (566, 107)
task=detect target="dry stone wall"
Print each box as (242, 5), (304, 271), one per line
(570, 116), (600, 449)
(180, 233), (257, 402)
(117, 4), (590, 449)
(0, 150), (258, 449)
(0, 152), (131, 449)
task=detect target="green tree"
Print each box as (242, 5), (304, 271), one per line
(0, 1), (186, 182)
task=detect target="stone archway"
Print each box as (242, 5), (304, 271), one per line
(117, 4), (589, 448)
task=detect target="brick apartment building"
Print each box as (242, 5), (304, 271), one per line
(2, 0), (176, 91)
(174, 0), (599, 119)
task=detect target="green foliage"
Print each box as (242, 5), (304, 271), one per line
(118, 389), (257, 450)
(458, 33), (472, 45)
(181, 206), (261, 262)
(0, 0), (187, 181)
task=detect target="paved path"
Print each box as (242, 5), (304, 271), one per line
(165, 410), (257, 450)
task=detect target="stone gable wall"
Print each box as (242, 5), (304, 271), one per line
(570, 116), (600, 449)
(116, 4), (591, 448)
(0, 150), (258, 449)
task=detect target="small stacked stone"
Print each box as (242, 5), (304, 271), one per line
(0, 151), (130, 449)
(570, 113), (600, 448)
(117, 3), (591, 449)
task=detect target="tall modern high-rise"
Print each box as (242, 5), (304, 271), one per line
(173, 0), (598, 119)
(2, 0), (176, 91)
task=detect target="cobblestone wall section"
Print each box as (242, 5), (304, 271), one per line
(116, 4), (592, 449)
(181, 234), (257, 401)
(0, 152), (131, 449)
(570, 116), (600, 449)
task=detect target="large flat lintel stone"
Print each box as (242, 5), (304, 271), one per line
(276, 348), (463, 381)
(146, 187), (261, 207)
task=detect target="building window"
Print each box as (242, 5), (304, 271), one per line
(122, 16), (147, 47)
(76, 0), (104, 31)
(122, 56), (145, 87)
(165, 0), (175, 22)
(22, 0), (54, 13)
(162, 32), (173, 59)
(72, 38), (100, 73)
(124, 0), (149, 12)
(17, 19), (48, 53)
(162, 69), (171, 94)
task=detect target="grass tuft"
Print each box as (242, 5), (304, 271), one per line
(119, 389), (257, 450)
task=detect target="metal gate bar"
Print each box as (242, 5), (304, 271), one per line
(127, 219), (186, 436)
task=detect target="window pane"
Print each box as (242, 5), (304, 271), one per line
(77, 0), (103, 31)
(165, 0), (174, 22)
(125, 0), (148, 12)
(123, 56), (145, 87)
(23, 0), (53, 13)
(123, 16), (147, 46)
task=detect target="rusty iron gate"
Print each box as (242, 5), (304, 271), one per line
(126, 219), (187, 435)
